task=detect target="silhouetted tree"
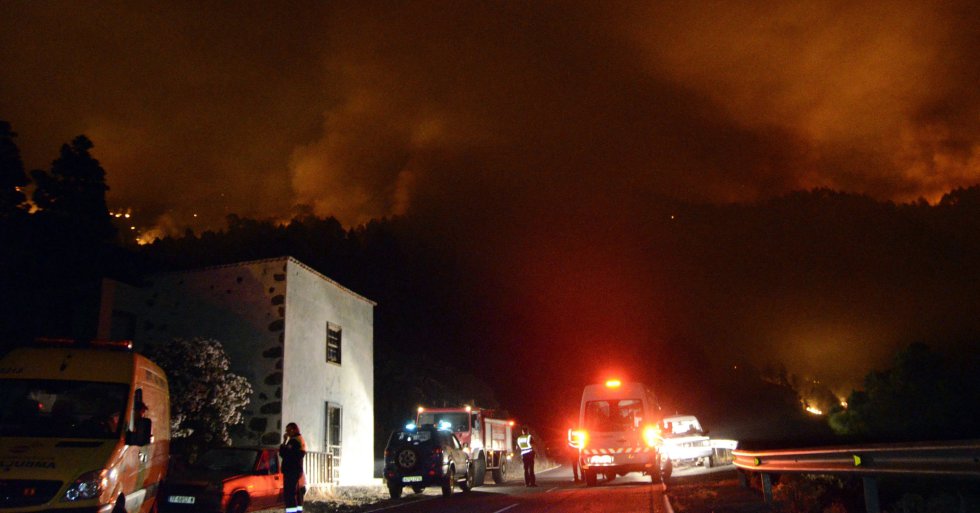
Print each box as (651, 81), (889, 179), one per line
(31, 135), (115, 242)
(0, 121), (29, 217)
(145, 337), (252, 455)
(829, 343), (979, 441)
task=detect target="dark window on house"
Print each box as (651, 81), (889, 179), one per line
(325, 403), (342, 481)
(326, 323), (342, 364)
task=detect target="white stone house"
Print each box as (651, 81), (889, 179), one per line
(98, 256), (375, 485)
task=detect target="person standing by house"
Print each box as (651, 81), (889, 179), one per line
(280, 422), (307, 513)
(517, 425), (537, 487)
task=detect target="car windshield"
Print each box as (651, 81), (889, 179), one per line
(663, 419), (704, 437)
(584, 399), (644, 432)
(193, 449), (258, 472)
(417, 412), (469, 432)
(0, 379), (129, 439)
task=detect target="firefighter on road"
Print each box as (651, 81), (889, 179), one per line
(517, 425), (537, 487)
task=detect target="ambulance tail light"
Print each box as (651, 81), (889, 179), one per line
(571, 430), (587, 449)
(643, 425), (661, 447)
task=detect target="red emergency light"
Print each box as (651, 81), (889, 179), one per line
(34, 338), (133, 351)
(605, 379), (622, 388)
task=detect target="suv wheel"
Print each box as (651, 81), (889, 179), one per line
(387, 483), (403, 499)
(460, 463), (474, 493)
(441, 466), (455, 497)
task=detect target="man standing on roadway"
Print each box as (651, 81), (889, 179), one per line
(517, 425), (537, 487)
(567, 428), (581, 483)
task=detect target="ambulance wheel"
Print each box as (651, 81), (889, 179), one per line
(584, 469), (598, 487)
(474, 455), (487, 486)
(226, 493), (249, 513)
(388, 483), (403, 499)
(442, 466), (455, 497)
(492, 460), (506, 484)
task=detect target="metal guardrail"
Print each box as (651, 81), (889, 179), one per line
(303, 451), (336, 486)
(733, 440), (980, 513)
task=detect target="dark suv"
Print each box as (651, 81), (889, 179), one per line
(383, 424), (474, 498)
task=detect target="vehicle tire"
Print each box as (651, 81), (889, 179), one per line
(411, 485), (425, 494)
(584, 469), (598, 487)
(491, 459), (506, 484)
(226, 492), (249, 513)
(441, 466), (455, 497)
(474, 454), (487, 486)
(460, 463), (475, 493)
(388, 483), (403, 499)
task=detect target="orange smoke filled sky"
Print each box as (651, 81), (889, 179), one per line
(1, 1), (977, 233)
(2, 2), (979, 403)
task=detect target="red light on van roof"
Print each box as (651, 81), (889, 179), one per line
(91, 339), (133, 350)
(605, 379), (622, 388)
(34, 338), (133, 351)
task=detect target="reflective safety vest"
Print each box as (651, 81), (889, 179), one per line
(517, 434), (533, 455)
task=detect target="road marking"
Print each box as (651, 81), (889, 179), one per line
(545, 486), (558, 493)
(362, 496), (436, 512)
(491, 504), (519, 513)
(538, 464), (563, 474)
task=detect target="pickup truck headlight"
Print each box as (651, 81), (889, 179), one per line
(63, 469), (106, 501)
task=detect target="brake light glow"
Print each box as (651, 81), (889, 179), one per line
(605, 379), (622, 388)
(570, 430), (587, 449)
(643, 425), (661, 447)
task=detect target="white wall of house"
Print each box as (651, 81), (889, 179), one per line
(282, 259), (374, 485)
(101, 257), (375, 485)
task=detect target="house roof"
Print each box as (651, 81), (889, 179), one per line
(153, 256), (376, 306)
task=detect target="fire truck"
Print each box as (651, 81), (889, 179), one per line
(417, 406), (514, 485)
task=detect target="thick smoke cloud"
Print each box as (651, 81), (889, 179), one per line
(3, 1), (977, 228)
(2, 1), (978, 398)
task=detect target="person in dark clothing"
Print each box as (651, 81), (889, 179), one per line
(280, 422), (307, 513)
(567, 429), (581, 483)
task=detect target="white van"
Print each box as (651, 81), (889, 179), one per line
(576, 380), (668, 486)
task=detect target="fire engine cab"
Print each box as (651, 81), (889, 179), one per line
(416, 406), (514, 486)
(577, 379), (669, 486)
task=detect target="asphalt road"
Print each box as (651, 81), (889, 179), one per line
(356, 465), (671, 513)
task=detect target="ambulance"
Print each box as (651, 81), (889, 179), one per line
(576, 379), (668, 486)
(0, 340), (170, 512)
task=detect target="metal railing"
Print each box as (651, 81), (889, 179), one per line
(303, 451), (336, 486)
(733, 440), (980, 513)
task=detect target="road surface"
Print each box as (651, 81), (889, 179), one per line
(356, 465), (672, 513)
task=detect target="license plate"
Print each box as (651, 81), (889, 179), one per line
(402, 475), (423, 483)
(589, 455), (614, 465)
(168, 495), (196, 504)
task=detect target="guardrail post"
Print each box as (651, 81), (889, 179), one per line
(862, 477), (880, 513)
(761, 473), (773, 505)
